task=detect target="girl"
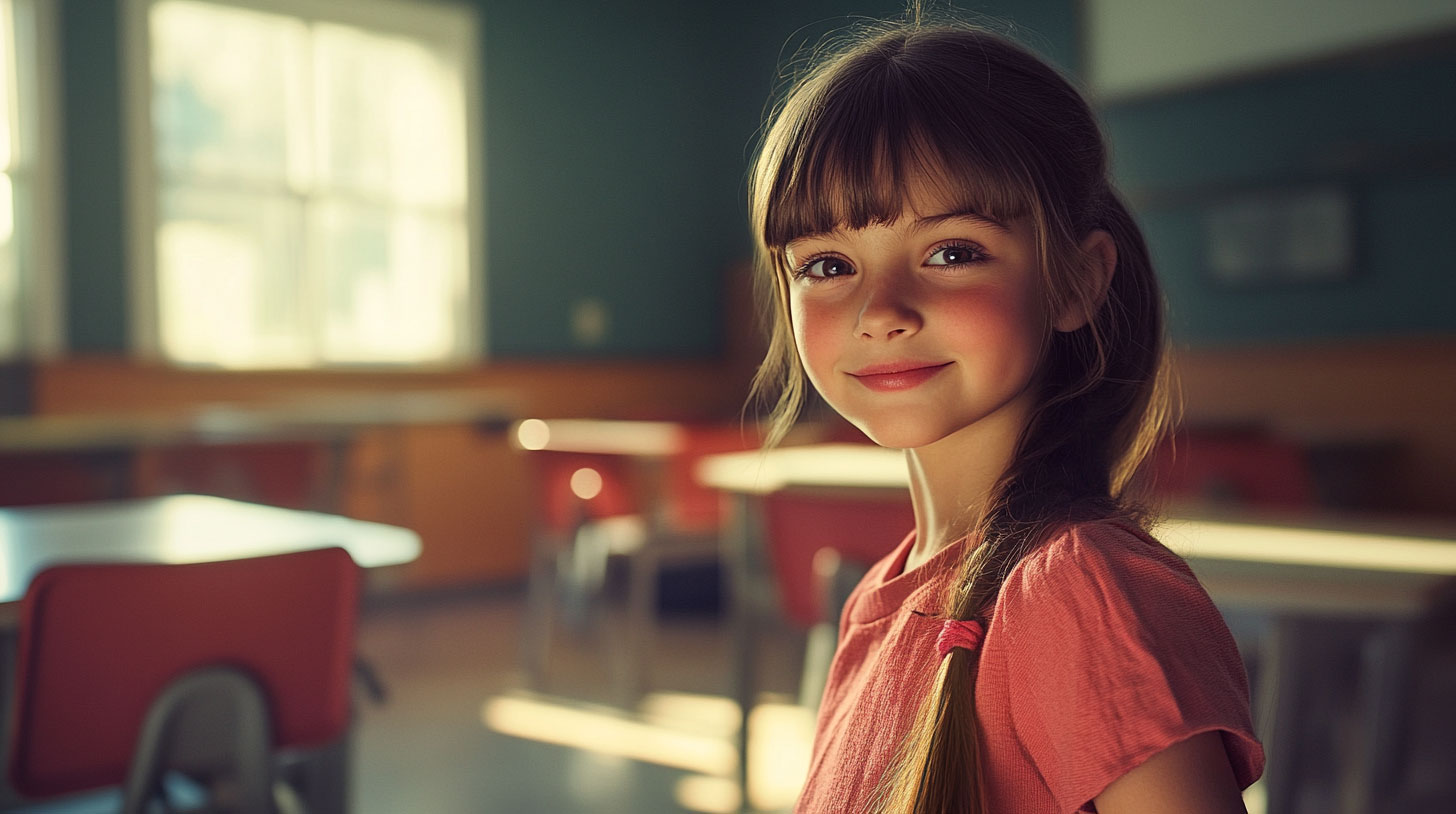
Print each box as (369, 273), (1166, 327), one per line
(747, 18), (1265, 814)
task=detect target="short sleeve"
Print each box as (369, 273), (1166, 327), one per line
(998, 523), (1264, 813)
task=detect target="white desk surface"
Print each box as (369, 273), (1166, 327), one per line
(697, 444), (1456, 617)
(511, 418), (688, 457)
(0, 495), (421, 604)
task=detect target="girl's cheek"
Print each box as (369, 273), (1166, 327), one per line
(791, 298), (842, 384)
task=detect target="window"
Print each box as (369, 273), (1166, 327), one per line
(125, 0), (481, 368)
(0, 0), (61, 360)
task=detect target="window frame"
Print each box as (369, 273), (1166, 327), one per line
(2, 0), (64, 360)
(121, 0), (486, 368)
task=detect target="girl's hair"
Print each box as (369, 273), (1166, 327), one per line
(747, 20), (1172, 814)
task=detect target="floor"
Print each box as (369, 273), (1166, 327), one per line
(352, 588), (813, 814)
(341, 579), (1456, 814)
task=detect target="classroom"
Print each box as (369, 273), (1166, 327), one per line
(1, 1), (1454, 812)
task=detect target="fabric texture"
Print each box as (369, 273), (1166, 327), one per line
(795, 521), (1264, 813)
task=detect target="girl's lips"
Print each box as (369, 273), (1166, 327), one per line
(848, 362), (952, 392)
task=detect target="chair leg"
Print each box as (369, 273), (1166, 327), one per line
(284, 735), (352, 814)
(1350, 622), (1415, 814)
(523, 534), (562, 689)
(1256, 617), (1305, 814)
(623, 544), (660, 701)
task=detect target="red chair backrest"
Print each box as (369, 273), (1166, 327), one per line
(663, 424), (763, 533)
(8, 547), (360, 799)
(761, 492), (914, 628)
(529, 451), (639, 532)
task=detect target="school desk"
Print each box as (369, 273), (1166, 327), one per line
(0, 389), (515, 516)
(511, 417), (761, 700)
(696, 443), (1456, 814)
(0, 493), (422, 606)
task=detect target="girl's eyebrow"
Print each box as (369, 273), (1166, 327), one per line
(911, 209), (1010, 233)
(785, 209), (1010, 247)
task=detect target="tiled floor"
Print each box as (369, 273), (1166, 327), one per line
(352, 588), (811, 814)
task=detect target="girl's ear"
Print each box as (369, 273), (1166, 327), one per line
(1054, 229), (1117, 333)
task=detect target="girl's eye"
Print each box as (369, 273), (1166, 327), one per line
(926, 243), (986, 266)
(795, 256), (855, 281)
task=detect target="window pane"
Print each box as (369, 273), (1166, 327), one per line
(313, 23), (466, 206)
(0, 0), (14, 170)
(312, 200), (466, 363)
(143, 0), (478, 369)
(157, 186), (307, 367)
(151, 0), (308, 185)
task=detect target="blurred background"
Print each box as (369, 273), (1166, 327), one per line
(0, 0), (1453, 812)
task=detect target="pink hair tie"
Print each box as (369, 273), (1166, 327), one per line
(936, 619), (985, 657)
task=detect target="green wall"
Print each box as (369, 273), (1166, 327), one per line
(479, 0), (754, 357)
(60, 0), (128, 353)
(65, 0), (1449, 359)
(1102, 43), (1456, 346)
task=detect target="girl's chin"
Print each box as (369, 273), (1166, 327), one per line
(851, 419), (951, 451)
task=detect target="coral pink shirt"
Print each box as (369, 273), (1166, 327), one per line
(796, 522), (1264, 813)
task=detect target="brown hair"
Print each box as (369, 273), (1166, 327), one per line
(747, 20), (1171, 814)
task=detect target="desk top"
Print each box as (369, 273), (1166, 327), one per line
(512, 418), (687, 457)
(695, 444), (906, 494)
(0, 495), (421, 604)
(0, 389), (518, 454)
(697, 443), (1456, 618)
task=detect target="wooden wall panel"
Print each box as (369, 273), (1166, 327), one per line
(1173, 335), (1456, 516)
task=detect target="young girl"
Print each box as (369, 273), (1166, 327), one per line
(747, 19), (1265, 814)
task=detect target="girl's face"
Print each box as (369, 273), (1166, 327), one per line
(784, 176), (1051, 451)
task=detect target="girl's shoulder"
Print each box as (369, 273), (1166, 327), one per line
(987, 520), (1265, 804)
(1008, 518), (1187, 588)
(993, 519), (1208, 626)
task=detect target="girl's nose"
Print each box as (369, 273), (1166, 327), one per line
(856, 276), (922, 339)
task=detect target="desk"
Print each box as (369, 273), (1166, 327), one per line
(698, 444), (1456, 814)
(512, 418), (703, 699)
(512, 418), (685, 458)
(0, 390), (516, 509)
(0, 494), (422, 606)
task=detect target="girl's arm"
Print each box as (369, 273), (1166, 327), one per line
(1093, 731), (1249, 814)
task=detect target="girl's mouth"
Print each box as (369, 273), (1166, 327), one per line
(848, 362), (952, 392)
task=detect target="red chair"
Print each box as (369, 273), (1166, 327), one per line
(755, 491), (914, 708)
(519, 447), (645, 691)
(6, 547), (360, 814)
(660, 423), (766, 534)
(760, 491), (914, 628)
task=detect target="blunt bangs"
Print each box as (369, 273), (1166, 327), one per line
(760, 43), (1037, 251)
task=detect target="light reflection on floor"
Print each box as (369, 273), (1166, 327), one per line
(480, 690), (815, 812)
(354, 589), (812, 814)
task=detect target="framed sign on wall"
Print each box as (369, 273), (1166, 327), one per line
(1203, 185), (1355, 286)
